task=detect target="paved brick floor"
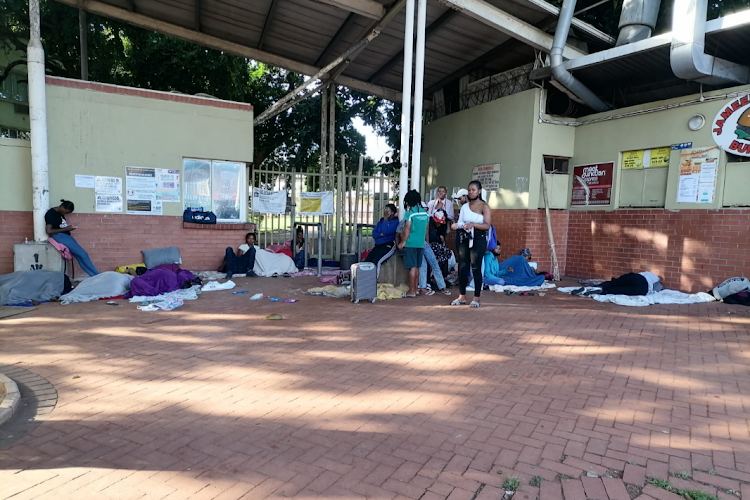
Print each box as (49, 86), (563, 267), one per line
(1, 276), (750, 500)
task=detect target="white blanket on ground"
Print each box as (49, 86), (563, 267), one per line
(128, 285), (200, 303)
(558, 287), (716, 307)
(253, 248), (298, 277)
(488, 283), (557, 293)
(61, 272), (133, 305)
(201, 280), (236, 291)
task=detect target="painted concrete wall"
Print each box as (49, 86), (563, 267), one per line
(0, 138), (32, 211)
(45, 78), (254, 216)
(568, 85), (750, 211)
(2, 78), (254, 216)
(422, 89), (538, 209)
(424, 84), (750, 211)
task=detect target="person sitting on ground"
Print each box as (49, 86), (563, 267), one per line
(398, 190), (429, 298)
(45, 199), (100, 277)
(573, 271), (662, 297)
(475, 246), (546, 288)
(224, 232), (258, 279)
(290, 226), (306, 270)
(365, 204), (399, 277)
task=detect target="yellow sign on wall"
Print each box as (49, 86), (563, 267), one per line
(649, 147), (670, 167)
(622, 147), (671, 169)
(622, 150), (645, 169)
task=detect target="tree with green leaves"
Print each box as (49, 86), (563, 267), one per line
(0, 0), (400, 175)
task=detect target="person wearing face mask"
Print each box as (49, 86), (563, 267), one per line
(450, 181), (492, 308)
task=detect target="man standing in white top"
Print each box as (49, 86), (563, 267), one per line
(427, 186), (455, 223)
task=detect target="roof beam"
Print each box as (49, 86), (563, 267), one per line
(424, 16), (559, 96)
(314, 0), (385, 19)
(521, 0), (615, 44)
(258, 0), (282, 50)
(327, 0), (407, 79)
(368, 8), (459, 83)
(439, 0), (587, 59)
(315, 13), (358, 66)
(53, 0), (402, 101)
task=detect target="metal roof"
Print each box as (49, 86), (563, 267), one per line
(56, 0), (604, 102)
(530, 11), (750, 107)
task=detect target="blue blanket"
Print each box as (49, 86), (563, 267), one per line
(494, 255), (546, 287)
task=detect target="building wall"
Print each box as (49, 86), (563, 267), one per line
(0, 138), (32, 211)
(423, 84), (750, 292)
(566, 210), (750, 292)
(0, 77), (255, 275)
(422, 90), (538, 209)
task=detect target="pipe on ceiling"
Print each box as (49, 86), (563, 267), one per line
(616, 0), (661, 46)
(670, 0), (750, 85)
(550, 0), (609, 112)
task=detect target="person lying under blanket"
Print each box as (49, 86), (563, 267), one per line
(570, 271), (662, 297)
(124, 264), (200, 298)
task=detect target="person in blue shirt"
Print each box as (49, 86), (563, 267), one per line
(365, 204), (399, 277)
(473, 246), (545, 288)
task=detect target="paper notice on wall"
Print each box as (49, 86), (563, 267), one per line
(75, 175), (96, 189)
(126, 166), (157, 202)
(299, 191), (334, 216)
(126, 199), (162, 215)
(676, 147), (719, 203)
(472, 164), (501, 191)
(95, 176), (122, 195)
(95, 194), (123, 213)
(156, 169), (181, 202)
(252, 188), (287, 214)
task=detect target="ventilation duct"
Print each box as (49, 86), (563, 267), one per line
(550, 0), (609, 112)
(670, 0), (750, 85)
(616, 0), (661, 46)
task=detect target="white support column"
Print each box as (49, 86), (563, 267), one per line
(28, 0), (50, 242)
(398, 0), (415, 218)
(410, 0), (427, 191)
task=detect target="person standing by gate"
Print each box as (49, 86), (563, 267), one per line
(45, 199), (100, 277)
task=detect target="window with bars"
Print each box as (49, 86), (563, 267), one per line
(543, 156), (570, 174)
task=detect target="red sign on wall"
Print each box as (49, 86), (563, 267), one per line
(571, 162), (614, 206)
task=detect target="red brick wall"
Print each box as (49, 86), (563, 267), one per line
(491, 209), (569, 276)
(567, 209), (750, 293)
(0, 211), (255, 275)
(0, 211), (34, 273)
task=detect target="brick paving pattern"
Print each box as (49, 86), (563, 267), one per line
(1, 276), (749, 499)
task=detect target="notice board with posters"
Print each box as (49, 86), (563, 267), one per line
(571, 162), (614, 206)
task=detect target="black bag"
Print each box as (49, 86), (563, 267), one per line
(183, 209), (217, 224)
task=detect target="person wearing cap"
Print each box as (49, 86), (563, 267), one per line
(453, 188), (468, 206)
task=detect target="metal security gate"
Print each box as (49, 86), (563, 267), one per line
(249, 157), (397, 262)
